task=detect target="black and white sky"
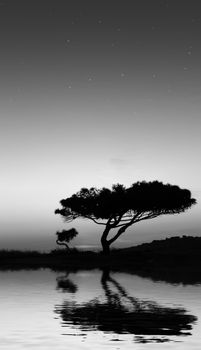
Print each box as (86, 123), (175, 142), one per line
(0, 0), (201, 250)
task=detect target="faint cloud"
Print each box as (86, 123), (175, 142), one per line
(110, 158), (128, 169)
(110, 158), (126, 164)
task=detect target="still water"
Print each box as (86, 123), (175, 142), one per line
(0, 268), (201, 349)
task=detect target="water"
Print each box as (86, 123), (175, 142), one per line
(0, 268), (201, 349)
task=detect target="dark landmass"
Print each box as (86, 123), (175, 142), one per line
(1, 235), (201, 268)
(0, 236), (201, 279)
(1, 236), (201, 284)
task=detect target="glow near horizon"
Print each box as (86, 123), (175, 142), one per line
(1, 95), (200, 250)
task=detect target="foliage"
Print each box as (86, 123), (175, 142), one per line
(56, 228), (78, 251)
(55, 181), (196, 253)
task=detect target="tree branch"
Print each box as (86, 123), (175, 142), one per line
(83, 216), (107, 225)
(134, 212), (160, 223)
(110, 214), (124, 228)
(56, 239), (71, 252)
(110, 211), (141, 228)
(108, 212), (159, 244)
(64, 217), (77, 223)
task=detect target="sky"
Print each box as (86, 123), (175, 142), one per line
(0, 0), (201, 251)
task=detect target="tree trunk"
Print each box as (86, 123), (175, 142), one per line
(101, 240), (111, 255)
(56, 239), (71, 252)
(101, 220), (134, 254)
(101, 226), (111, 255)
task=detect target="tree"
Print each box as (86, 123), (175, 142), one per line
(55, 228), (78, 252)
(55, 181), (196, 254)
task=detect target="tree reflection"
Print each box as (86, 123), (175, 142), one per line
(55, 268), (196, 341)
(56, 273), (78, 293)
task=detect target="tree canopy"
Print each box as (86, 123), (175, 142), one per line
(55, 181), (196, 254)
(56, 228), (78, 252)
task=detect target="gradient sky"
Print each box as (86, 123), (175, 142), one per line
(0, 0), (201, 251)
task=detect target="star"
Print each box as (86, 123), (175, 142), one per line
(186, 46), (193, 55)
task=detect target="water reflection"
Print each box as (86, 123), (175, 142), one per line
(135, 268), (201, 286)
(56, 273), (78, 293)
(55, 268), (197, 343)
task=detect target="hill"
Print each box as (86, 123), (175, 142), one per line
(118, 235), (201, 255)
(1, 235), (201, 276)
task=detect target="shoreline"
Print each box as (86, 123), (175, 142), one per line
(1, 236), (201, 284)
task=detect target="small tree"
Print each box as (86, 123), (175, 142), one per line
(56, 228), (78, 252)
(55, 181), (196, 254)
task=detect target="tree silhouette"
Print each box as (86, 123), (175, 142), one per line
(55, 181), (196, 254)
(56, 228), (78, 252)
